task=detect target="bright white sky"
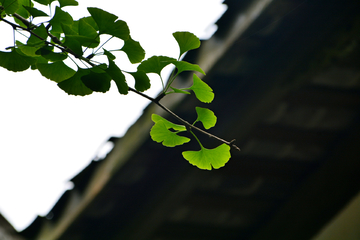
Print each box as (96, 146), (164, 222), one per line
(0, 0), (226, 231)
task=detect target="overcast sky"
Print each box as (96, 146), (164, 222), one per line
(0, 0), (227, 231)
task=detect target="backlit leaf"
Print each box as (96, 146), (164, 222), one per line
(49, 6), (73, 33)
(169, 86), (190, 95)
(129, 70), (150, 92)
(138, 56), (175, 76)
(194, 107), (217, 129)
(106, 59), (128, 94)
(58, 68), (93, 96)
(182, 144), (231, 170)
(36, 61), (76, 82)
(0, 49), (35, 72)
(152, 114), (187, 131)
(173, 61), (205, 76)
(173, 31), (200, 59)
(0, 0), (19, 14)
(81, 70), (111, 93)
(121, 36), (145, 64)
(35, 46), (67, 61)
(23, 6), (48, 17)
(58, 0), (78, 8)
(189, 74), (214, 103)
(87, 7), (129, 40)
(27, 24), (47, 46)
(150, 119), (190, 147)
(32, 0), (51, 5)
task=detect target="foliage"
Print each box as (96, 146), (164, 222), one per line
(0, 0), (240, 170)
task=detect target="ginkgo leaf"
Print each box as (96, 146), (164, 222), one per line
(106, 59), (128, 95)
(23, 6), (48, 17)
(189, 74), (214, 103)
(87, 7), (129, 40)
(36, 61), (76, 82)
(32, 0), (51, 5)
(138, 56), (175, 76)
(194, 107), (217, 129)
(58, 68), (93, 96)
(0, 49), (35, 72)
(182, 144), (231, 170)
(129, 70), (150, 92)
(173, 31), (200, 59)
(27, 24), (48, 46)
(121, 36), (145, 64)
(49, 6), (73, 33)
(173, 61), (205, 76)
(103, 49), (115, 60)
(81, 70), (111, 93)
(35, 46), (67, 61)
(151, 114), (187, 131)
(58, 0), (78, 8)
(0, 0), (20, 14)
(150, 120), (190, 147)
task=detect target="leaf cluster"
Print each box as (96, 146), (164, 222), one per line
(0, 0), (238, 169)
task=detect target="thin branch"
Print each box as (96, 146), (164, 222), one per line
(128, 87), (241, 151)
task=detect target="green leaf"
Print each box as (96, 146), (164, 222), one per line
(27, 24), (47, 46)
(173, 31), (200, 59)
(58, 68), (93, 96)
(182, 144), (231, 170)
(77, 17), (99, 48)
(87, 7), (129, 40)
(32, 0), (50, 5)
(14, 0), (32, 18)
(138, 56), (175, 76)
(152, 114), (187, 131)
(81, 69), (111, 93)
(189, 74), (214, 103)
(173, 61), (205, 76)
(194, 107), (217, 129)
(0, 0), (20, 14)
(106, 59), (128, 95)
(58, 0), (78, 8)
(0, 49), (35, 72)
(23, 6), (48, 17)
(121, 36), (145, 64)
(169, 86), (190, 95)
(36, 61), (76, 82)
(49, 6), (73, 33)
(103, 49), (115, 60)
(35, 46), (67, 61)
(63, 36), (82, 56)
(129, 70), (150, 92)
(150, 119), (190, 147)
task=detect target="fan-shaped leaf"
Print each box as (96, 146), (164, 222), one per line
(106, 59), (128, 94)
(189, 74), (214, 103)
(58, 68), (93, 96)
(32, 0), (51, 5)
(35, 46), (67, 61)
(121, 36), (145, 64)
(87, 7), (129, 40)
(0, 0), (20, 14)
(58, 0), (78, 8)
(138, 56), (175, 76)
(27, 24), (47, 46)
(150, 119), (190, 147)
(194, 107), (217, 129)
(81, 70), (111, 93)
(182, 144), (231, 170)
(152, 114), (187, 131)
(0, 49), (35, 72)
(23, 6), (48, 17)
(173, 61), (205, 75)
(49, 6), (73, 33)
(173, 31), (200, 59)
(129, 70), (150, 92)
(36, 61), (76, 82)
